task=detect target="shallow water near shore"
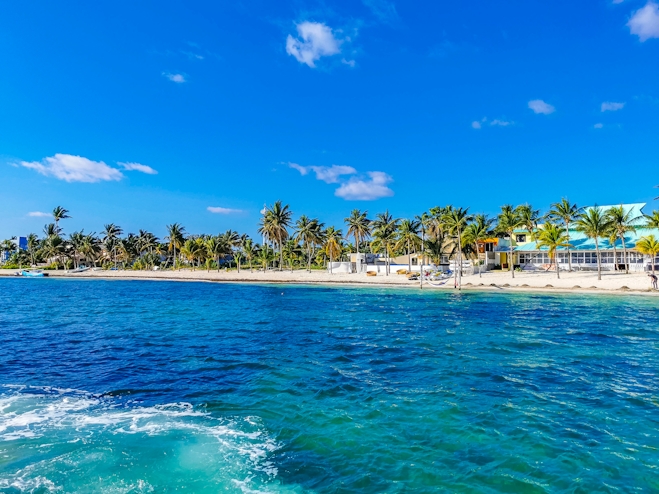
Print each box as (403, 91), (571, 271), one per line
(1, 278), (658, 492)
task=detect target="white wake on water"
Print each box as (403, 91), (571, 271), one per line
(0, 385), (295, 493)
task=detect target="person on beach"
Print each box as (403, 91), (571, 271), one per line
(649, 273), (658, 290)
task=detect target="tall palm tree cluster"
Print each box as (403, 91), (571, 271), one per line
(3, 200), (659, 277)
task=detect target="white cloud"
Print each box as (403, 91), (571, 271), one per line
(528, 99), (555, 115)
(289, 162), (356, 183)
(28, 211), (51, 218)
(628, 2), (659, 41)
(286, 22), (341, 68)
(335, 171), (394, 201)
(472, 117), (512, 128)
(594, 123), (604, 129)
(613, 0), (625, 3)
(118, 162), (158, 175)
(601, 101), (625, 112)
(207, 207), (243, 214)
(288, 162), (309, 175)
(181, 51), (204, 60)
(490, 119), (513, 126)
(162, 72), (186, 83)
(342, 58), (356, 67)
(20, 154), (124, 183)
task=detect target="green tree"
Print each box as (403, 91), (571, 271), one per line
(547, 198), (582, 272)
(371, 211), (399, 275)
(165, 223), (186, 270)
(464, 214), (494, 277)
(496, 205), (525, 278)
(324, 226), (344, 274)
(103, 223), (123, 269)
(442, 206), (473, 287)
(294, 215), (325, 273)
(535, 222), (571, 279)
(282, 239), (302, 272)
(243, 238), (257, 272)
(575, 207), (611, 281)
(636, 235), (659, 275)
(395, 219), (421, 272)
(606, 205), (642, 274)
(26, 233), (40, 267)
(345, 209), (370, 257)
(259, 201), (293, 271)
(644, 210), (659, 229)
(52, 206), (70, 235)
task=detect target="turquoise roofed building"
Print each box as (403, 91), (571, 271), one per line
(489, 203), (659, 272)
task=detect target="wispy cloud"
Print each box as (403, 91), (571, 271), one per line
(288, 162), (357, 183)
(628, 2), (659, 41)
(286, 22), (342, 68)
(472, 117), (513, 129)
(207, 207), (243, 214)
(601, 101), (625, 112)
(289, 162), (393, 200)
(162, 72), (186, 83)
(528, 99), (555, 115)
(362, 0), (399, 24)
(335, 172), (394, 201)
(180, 51), (204, 60)
(20, 154), (124, 183)
(594, 123), (604, 129)
(28, 211), (51, 218)
(118, 162), (158, 175)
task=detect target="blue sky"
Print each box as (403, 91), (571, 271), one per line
(2, 0), (659, 240)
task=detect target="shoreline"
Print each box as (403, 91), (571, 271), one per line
(1, 268), (657, 297)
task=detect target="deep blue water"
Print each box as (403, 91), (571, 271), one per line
(0, 278), (658, 493)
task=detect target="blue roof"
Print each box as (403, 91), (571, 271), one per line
(515, 227), (659, 252)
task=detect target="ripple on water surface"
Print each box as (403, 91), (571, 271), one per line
(0, 278), (659, 493)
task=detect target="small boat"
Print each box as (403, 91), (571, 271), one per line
(21, 270), (48, 277)
(67, 266), (90, 273)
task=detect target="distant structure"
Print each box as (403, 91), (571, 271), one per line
(18, 237), (27, 251)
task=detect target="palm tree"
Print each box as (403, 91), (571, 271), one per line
(443, 206), (473, 288)
(80, 233), (101, 267)
(464, 214), (494, 277)
(517, 204), (540, 240)
(165, 223), (186, 270)
(645, 210), (659, 229)
(395, 219), (421, 272)
(496, 205), (525, 278)
(41, 235), (65, 269)
(535, 223), (571, 279)
(43, 223), (58, 238)
(282, 239), (301, 272)
(547, 198), (582, 272)
(606, 205), (642, 274)
(243, 238), (257, 272)
(69, 231), (86, 269)
(102, 223), (123, 269)
(345, 209), (370, 258)
(255, 244), (275, 272)
(575, 206), (611, 281)
(636, 235), (659, 274)
(295, 216), (324, 273)
(371, 211), (399, 275)
(52, 206), (70, 235)
(259, 201), (293, 271)
(205, 236), (227, 272)
(180, 238), (202, 270)
(26, 234), (40, 266)
(324, 226), (343, 274)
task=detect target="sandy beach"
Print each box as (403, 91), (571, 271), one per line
(2, 267), (658, 296)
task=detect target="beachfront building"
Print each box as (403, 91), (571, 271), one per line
(513, 203), (659, 272)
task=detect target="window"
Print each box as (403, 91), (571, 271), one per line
(516, 234), (526, 243)
(485, 242), (494, 252)
(412, 258), (418, 265)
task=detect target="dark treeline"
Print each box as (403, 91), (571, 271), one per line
(3, 200), (659, 279)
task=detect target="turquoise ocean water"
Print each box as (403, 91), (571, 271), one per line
(0, 278), (658, 493)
